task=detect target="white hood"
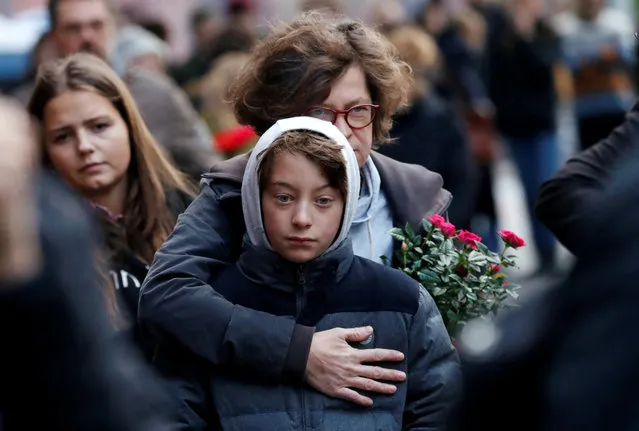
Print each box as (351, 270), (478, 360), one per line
(241, 116), (360, 255)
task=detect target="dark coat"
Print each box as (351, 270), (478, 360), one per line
(0, 172), (170, 430)
(157, 240), (460, 431)
(383, 94), (476, 227)
(535, 101), (639, 256)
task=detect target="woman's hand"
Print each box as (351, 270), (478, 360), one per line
(305, 326), (407, 407)
(0, 97), (41, 284)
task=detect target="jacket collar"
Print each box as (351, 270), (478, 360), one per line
(204, 151), (452, 229)
(237, 238), (354, 293)
(371, 152), (452, 229)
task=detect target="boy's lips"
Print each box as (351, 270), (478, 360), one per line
(287, 236), (316, 246)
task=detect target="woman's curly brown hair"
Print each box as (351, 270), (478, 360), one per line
(229, 11), (413, 145)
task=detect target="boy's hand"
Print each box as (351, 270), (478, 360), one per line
(305, 326), (406, 407)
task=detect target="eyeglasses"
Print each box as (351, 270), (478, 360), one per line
(305, 104), (380, 129)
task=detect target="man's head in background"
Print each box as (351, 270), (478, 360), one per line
(191, 7), (219, 51)
(48, 0), (117, 60)
(576, 0), (605, 21)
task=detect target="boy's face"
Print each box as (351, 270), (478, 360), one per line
(261, 152), (345, 263)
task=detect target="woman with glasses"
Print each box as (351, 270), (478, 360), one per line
(140, 11), (457, 412)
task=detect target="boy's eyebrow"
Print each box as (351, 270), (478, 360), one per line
(269, 180), (296, 189)
(268, 181), (334, 191)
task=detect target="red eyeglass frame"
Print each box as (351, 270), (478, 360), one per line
(305, 104), (380, 129)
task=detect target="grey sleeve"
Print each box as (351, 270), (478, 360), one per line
(403, 288), (462, 431)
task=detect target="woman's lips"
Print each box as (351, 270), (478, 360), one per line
(79, 162), (105, 172)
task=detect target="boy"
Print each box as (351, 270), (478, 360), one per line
(161, 117), (460, 430)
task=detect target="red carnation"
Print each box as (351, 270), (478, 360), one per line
(214, 125), (257, 153)
(459, 230), (482, 249)
(440, 222), (457, 237)
(489, 264), (501, 273)
(429, 214), (446, 228)
(499, 230), (526, 249)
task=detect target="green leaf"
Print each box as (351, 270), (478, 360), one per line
(422, 219), (432, 232)
(432, 287), (448, 296)
(475, 242), (489, 253)
(418, 270), (439, 283)
(446, 309), (458, 322)
(438, 254), (453, 267)
(506, 289), (520, 300)
(405, 223), (416, 238)
(390, 231), (406, 242)
(468, 250), (487, 264)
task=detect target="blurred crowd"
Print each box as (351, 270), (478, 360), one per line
(3, 0), (639, 429)
(2, 0), (637, 277)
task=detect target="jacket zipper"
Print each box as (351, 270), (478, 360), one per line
(296, 265), (308, 429)
(295, 265), (306, 316)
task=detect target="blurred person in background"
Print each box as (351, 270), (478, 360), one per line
(485, 0), (561, 275)
(112, 25), (170, 75)
(419, 1), (501, 250)
(199, 51), (257, 158)
(27, 53), (197, 360)
(418, 0), (492, 116)
(299, 0), (346, 16)
(178, 1), (257, 110)
(170, 6), (221, 87)
(369, 0), (407, 34)
(553, 0), (636, 150)
(140, 11), (452, 409)
(0, 97), (170, 430)
(382, 25), (477, 228)
(13, 0), (219, 180)
(11, 31), (58, 103)
(228, 0), (260, 36)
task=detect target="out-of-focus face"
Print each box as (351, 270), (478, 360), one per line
(261, 152), (344, 264)
(52, 0), (115, 59)
(195, 17), (219, 48)
(308, 64), (374, 168)
(42, 90), (131, 201)
(577, 0), (604, 20)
